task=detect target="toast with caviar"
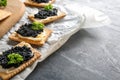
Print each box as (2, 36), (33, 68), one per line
(0, 42), (41, 80)
(28, 5), (66, 24)
(0, 10), (12, 21)
(24, 0), (55, 7)
(9, 22), (52, 46)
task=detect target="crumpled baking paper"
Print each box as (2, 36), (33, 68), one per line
(0, 0), (110, 80)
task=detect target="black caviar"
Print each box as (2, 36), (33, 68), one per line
(32, 0), (49, 3)
(16, 23), (43, 37)
(0, 46), (33, 68)
(34, 8), (58, 19)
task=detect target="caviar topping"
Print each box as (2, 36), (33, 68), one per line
(32, 0), (49, 3)
(0, 46), (33, 68)
(34, 6), (58, 19)
(16, 22), (44, 37)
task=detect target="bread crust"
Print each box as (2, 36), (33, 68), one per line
(28, 11), (66, 24)
(0, 10), (12, 21)
(0, 42), (41, 80)
(9, 28), (52, 46)
(24, 0), (55, 7)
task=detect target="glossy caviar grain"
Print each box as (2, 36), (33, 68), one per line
(34, 8), (58, 19)
(32, 0), (49, 3)
(16, 23), (43, 37)
(0, 46), (33, 68)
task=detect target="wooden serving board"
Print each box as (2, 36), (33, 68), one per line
(0, 0), (25, 38)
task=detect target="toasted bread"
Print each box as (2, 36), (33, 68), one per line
(0, 10), (12, 21)
(0, 42), (41, 80)
(28, 11), (66, 24)
(9, 28), (52, 46)
(24, 0), (55, 7)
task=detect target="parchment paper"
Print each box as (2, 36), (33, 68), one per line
(0, 0), (110, 80)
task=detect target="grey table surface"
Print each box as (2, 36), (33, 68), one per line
(26, 0), (120, 80)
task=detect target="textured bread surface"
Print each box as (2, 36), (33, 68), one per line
(0, 10), (12, 21)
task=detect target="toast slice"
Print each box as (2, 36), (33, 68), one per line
(28, 11), (66, 24)
(0, 42), (41, 80)
(0, 10), (12, 21)
(24, 0), (55, 7)
(9, 28), (52, 46)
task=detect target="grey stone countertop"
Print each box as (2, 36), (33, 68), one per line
(26, 0), (120, 80)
